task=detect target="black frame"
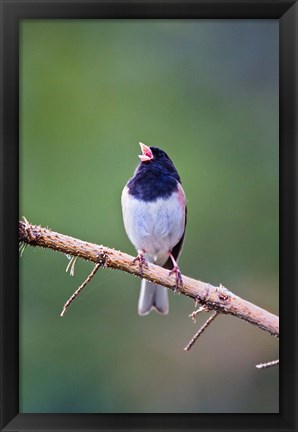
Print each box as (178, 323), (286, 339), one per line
(0, 1), (297, 431)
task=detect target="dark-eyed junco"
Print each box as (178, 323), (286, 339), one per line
(121, 143), (187, 315)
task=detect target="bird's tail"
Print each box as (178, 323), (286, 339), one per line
(138, 279), (169, 316)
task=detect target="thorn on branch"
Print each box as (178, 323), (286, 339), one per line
(184, 311), (219, 351)
(60, 263), (101, 317)
(256, 359), (279, 369)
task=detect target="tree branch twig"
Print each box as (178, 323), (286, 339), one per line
(255, 359), (279, 369)
(19, 219), (279, 338)
(60, 263), (100, 317)
(184, 312), (219, 351)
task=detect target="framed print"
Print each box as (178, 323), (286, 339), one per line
(1, 1), (297, 431)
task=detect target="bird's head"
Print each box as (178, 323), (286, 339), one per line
(130, 141), (181, 188)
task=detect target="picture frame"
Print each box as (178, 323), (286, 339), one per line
(0, 0), (297, 431)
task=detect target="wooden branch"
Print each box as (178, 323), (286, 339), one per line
(19, 219), (279, 338)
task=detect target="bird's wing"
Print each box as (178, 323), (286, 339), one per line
(163, 205), (187, 270)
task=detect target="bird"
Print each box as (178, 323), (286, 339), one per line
(121, 142), (187, 315)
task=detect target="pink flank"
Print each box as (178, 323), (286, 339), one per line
(177, 183), (187, 210)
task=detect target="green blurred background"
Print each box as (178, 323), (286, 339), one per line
(20, 20), (279, 413)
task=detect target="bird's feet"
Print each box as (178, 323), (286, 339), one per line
(168, 252), (183, 290)
(132, 250), (148, 276)
(169, 266), (183, 290)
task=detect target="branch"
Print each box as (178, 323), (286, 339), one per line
(19, 219), (279, 338)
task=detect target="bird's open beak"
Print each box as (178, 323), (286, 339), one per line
(139, 142), (153, 162)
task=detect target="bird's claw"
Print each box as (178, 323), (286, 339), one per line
(132, 252), (148, 276)
(169, 265), (183, 290)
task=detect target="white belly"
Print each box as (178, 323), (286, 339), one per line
(121, 186), (185, 265)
